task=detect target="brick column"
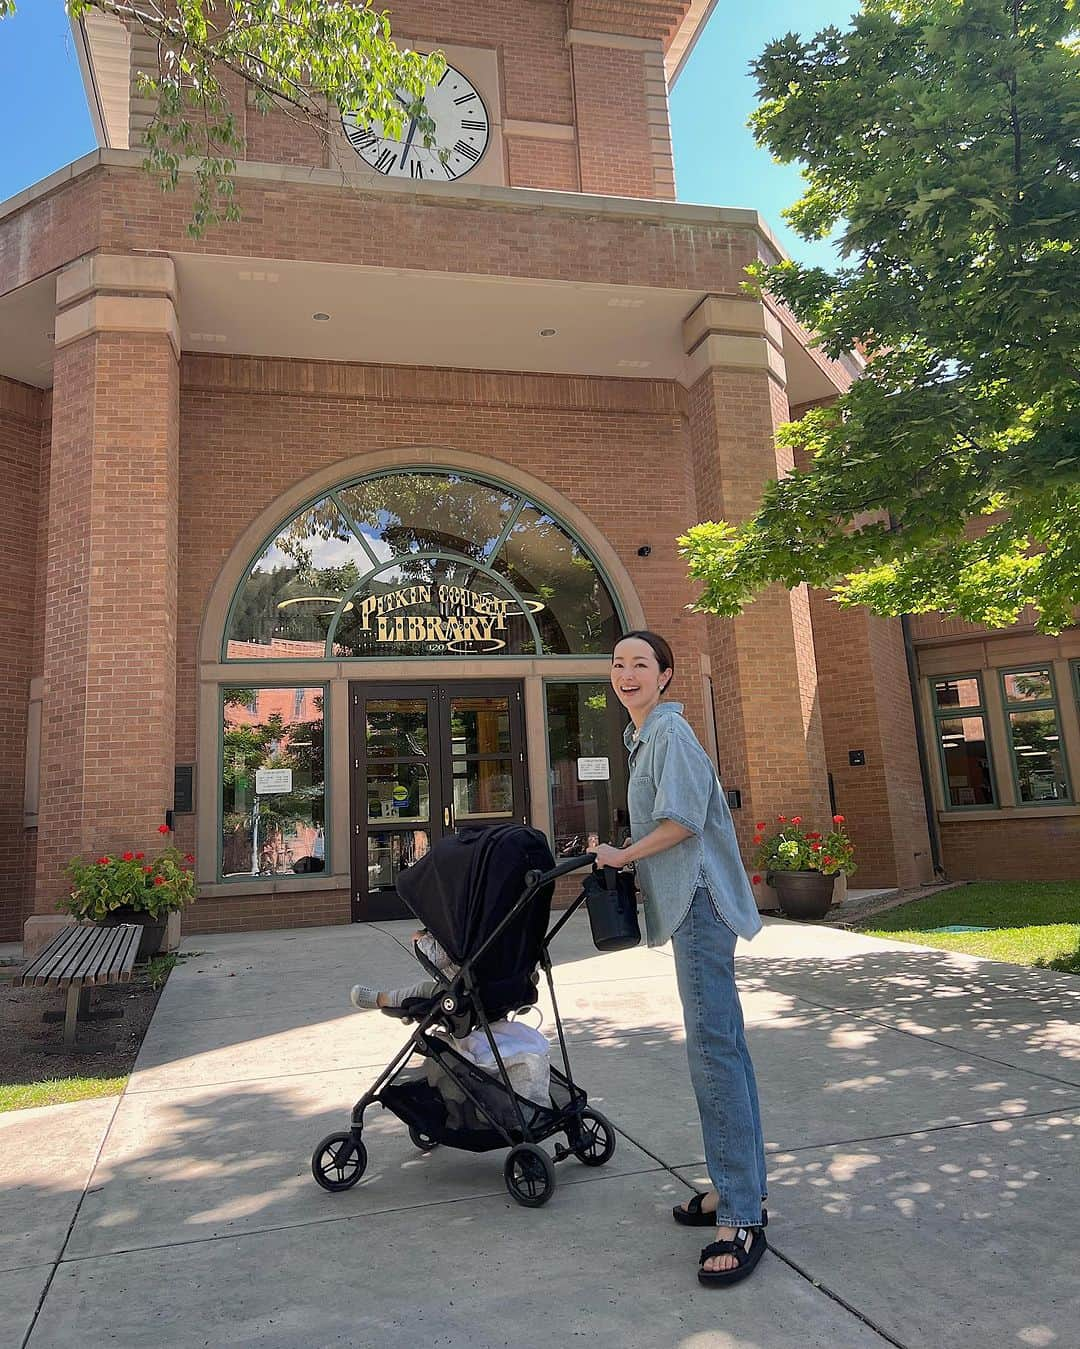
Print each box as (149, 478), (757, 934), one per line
(684, 296), (831, 867)
(29, 256), (180, 944)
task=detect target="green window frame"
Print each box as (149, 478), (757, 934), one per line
(929, 673), (998, 810)
(218, 683), (329, 884)
(1000, 665), (1071, 806)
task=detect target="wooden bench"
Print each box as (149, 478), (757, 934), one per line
(18, 924), (142, 1048)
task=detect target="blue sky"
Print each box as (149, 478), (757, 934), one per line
(0, 0), (855, 266)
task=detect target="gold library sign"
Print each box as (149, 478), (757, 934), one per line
(354, 583), (544, 652)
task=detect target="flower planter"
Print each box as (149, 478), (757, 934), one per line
(98, 907), (167, 960)
(766, 870), (835, 921)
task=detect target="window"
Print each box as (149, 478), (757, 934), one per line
(221, 687), (326, 880)
(224, 470), (621, 659)
(931, 675), (996, 808)
(545, 683), (630, 857)
(1001, 666), (1070, 804)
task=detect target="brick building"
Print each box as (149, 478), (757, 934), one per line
(1, 1), (1075, 947)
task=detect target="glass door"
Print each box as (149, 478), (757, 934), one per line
(350, 681), (527, 920)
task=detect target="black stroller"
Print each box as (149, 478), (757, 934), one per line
(310, 824), (635, 1207)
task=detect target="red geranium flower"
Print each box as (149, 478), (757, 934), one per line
(122, 851), (134, 862)
(96, 856), (110, 866)
(753, 834), (763, 846)
(823, 855), (833, 865)
(135, 852), (144, 860)
(755, 822), (766, 830)
(184, 853), (195, 863)
(833, 815), (845, 825)
(158, 824), (171, 834)
(751, 874), (762, 885)
(792, 815), (802, 826)
(153, 876), (166, 886)
(810, 842), (821, 852)
(807, 832), (821, 840)
(143, 865), (153, 874)
(777, 814), (787, 823)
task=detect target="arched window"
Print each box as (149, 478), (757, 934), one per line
(224, 469), (622, 659)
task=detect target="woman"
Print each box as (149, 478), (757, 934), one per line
(593, 631), (768, 1287)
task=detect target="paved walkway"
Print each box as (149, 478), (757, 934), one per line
(4, 913), (1079, 1348)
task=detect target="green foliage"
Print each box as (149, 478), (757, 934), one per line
(1, 2), (445, 236)
(681, 0), (1080, 633)
(60, 840), (197, 921)
(752, 813), (856, 876)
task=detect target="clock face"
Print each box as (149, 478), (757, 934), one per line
(341, 62), (490, 181)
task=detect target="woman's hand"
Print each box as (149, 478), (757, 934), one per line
(593, 842), (632, 870)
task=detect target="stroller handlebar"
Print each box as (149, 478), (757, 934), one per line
(530, 853), (596, 887)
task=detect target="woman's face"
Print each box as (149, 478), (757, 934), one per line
(611, 637), (671, 716)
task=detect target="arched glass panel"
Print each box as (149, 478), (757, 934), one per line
(490, 505), (620, 654)
(225, 499), (366, 659)
(224, 469), (621, 659)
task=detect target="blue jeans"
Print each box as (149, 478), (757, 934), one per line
(670, 887), (767, 1227)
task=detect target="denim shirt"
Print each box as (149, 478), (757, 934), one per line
(624, 701), (762, 947)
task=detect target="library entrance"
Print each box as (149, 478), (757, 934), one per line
(350, 681), (529, 919)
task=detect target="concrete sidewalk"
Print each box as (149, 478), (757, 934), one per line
(5, 913), (1079, 1348)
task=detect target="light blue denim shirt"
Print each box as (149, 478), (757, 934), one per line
(624, 701), (762, 946)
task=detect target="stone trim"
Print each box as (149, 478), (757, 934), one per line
(685, 333), (787, 387)
(566, 28), (665, 52)
(56, 254), (177, 308)
(683, 295), (785, 355)
(53, 295), (181, 361)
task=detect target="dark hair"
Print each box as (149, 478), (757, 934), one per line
(615, 630), (675, 692)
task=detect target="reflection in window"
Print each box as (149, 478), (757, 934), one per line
(221, 687), (326, 879)
(1001, 667), (1070, 804)
(224, 470), (620, 659)
(546, 683), (630, 856)
(931, 674), (995, 808)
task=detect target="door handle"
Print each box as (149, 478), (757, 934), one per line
(444, 806), (452, 828)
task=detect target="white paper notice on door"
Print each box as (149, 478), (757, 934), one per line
(576, 757), (610, 782)
(255, 768), (293, 794)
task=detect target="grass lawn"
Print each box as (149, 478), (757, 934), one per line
(860, 881), (1080, 974)
(0, 1076), (127, 1112)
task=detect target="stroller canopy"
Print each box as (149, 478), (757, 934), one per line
(396, 824), (556, 1016)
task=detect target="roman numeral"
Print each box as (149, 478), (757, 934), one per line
(346, 128), (377, 150)
(410, 160), (424, 178)
(374, 148), (396, 173)
(461, 119), (486, 132)
(453, 94), (476, 106)
(454, 140), (481, 162)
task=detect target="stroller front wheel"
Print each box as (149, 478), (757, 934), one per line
(571, 1108), (617, 1167)
(504, 1144), (556, 1208)
(311, 1132), (367, 1192)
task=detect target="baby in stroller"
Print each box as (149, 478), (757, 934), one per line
(350, 930), (457, 1014)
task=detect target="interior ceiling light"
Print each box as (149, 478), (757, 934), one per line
(539, 328), (556, 337)
(313, 312), (331, 321)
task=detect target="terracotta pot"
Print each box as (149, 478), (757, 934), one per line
(766, 870), (835, 921)
(98, 907), (167, 959)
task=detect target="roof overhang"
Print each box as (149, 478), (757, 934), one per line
(666, 0), (720, 85)
(70, 11), (129, 150)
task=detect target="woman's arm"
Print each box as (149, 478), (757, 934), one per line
(593, 819), (692, 871)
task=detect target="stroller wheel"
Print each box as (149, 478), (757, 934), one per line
(408, 1126), (439, 1153)
(504, 1144), (556, 1208)
(571, 1108), (617, 1167)
(311, 1132), (367, 1192)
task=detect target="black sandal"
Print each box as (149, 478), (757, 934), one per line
(673, 1194), (768, 1228)
(698, 1227), (767, 1287)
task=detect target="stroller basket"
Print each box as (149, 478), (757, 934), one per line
(381, 1040), (580, 1154)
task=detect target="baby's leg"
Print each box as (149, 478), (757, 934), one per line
(350, 977), (439, 1010)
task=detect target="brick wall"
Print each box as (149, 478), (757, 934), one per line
(35, 330), (179, 912)
(0, 377), (43, 941)
(505, 137), (580, 192)
(941, 815), (1080, 881)
(572, 45), (663, 199)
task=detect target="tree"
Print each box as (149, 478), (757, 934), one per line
(680, 0), (1079, 634)
(0, 1), (444, 236)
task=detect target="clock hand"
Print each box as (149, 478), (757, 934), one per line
(399, 116), (420, 168)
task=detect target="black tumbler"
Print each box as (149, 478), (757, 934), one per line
(584, 866), (641, 952)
